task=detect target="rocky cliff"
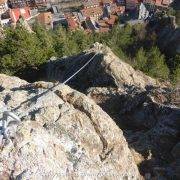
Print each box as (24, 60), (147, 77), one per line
(147, 16), (180, 57)
(46, 43), (180, 179)
(47, 43), (162, 90)
(157, 22), (180, 56)
(0, 43), (179, 179)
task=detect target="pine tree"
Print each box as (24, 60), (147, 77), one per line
(173, 67), (180, 85)
(146, 47), (169, 80)
(0, 26), (47, 74)
(134, 48), (147, 71)
(32, 23), (56, 58)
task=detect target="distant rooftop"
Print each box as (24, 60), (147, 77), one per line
(83, 0), (99, 8)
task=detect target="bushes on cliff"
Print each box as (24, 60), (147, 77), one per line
(175, 10), (180, 26)
(0, 24), (177, 84)
(134, 47), (169, 80)
(0, 26), (51, 75)
(146, 47), (169, 79)
(134, 48), (148, 71)
(32, 23), (56, 58)
(172, 55), (180, 84)
(173, 67), (180, 84)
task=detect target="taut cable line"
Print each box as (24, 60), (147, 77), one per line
(0, 53), (97, 141)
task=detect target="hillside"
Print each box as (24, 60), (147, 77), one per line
(0, 43), (179, 179)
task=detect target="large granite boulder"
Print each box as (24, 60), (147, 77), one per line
(0, 74), (140, 179)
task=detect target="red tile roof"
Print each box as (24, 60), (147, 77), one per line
(66, 17), (79, 30)
(10, 7), (31, 23)
(64, 13), (79, 30)
(115, 5), (125, 14)
(98, 19), (109, 27)
(81, 6), (103, 18)
(105, 15), (117, 25)
(155, 0), (163, 6)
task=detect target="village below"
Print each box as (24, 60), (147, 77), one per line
(0, 0), (178, 32)
(0, 0), (180, 180)
(0, 0), (179, 84)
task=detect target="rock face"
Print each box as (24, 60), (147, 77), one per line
(157, 23), (180, 56)
(0, 43), (179, 179)
(47, 43), (161, 91)
(147, 16), (180, 56)
(46, 43), (180, 179)
(86, 86), (180, 177)
(0, 74), (140, 179)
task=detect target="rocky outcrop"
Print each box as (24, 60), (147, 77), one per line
(0, 43), (179, 179)
(45, 43), (180, 179)
(79, 50), (179, 179)
(148, 16), (180, 57)
(86, 86), (180, 179)
(46, 43), (179, 179)
(46, 43), (162, 91)
(0, 74), (140, 179)
(158, 25), (180, 56)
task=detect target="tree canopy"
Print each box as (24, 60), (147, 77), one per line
(0, 23), (178, 84)
(0, 26), (49, 75)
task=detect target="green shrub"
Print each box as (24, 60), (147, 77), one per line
(0, 23), (178, 83)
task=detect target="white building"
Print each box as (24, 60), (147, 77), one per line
(138, 3), (149, 20)
(0, 0), (10, 27)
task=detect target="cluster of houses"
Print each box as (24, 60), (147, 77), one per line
(64, 0), (125, 33)
(0, 0), (173, 32)
(0, 0), (48, 28)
